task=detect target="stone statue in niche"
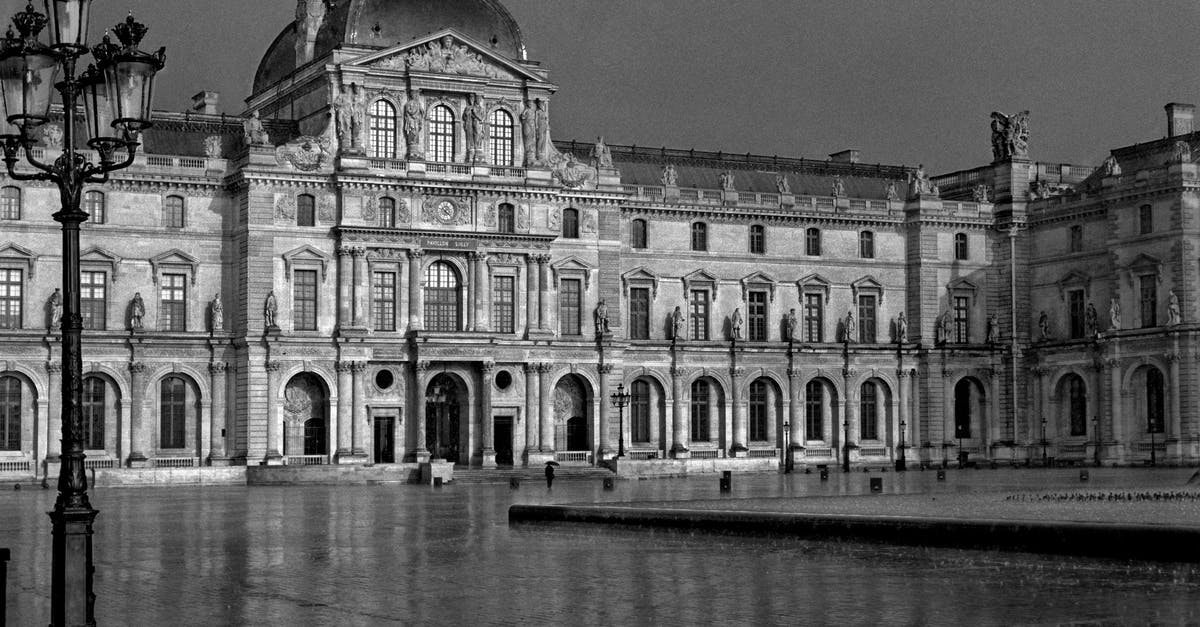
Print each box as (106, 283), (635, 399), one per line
(463, 93), (486, 161)
(1109, 297), (1121, 331)
(534, 99), (551, 163)
(843, 310), (855, 343)
(831, 176), (845, 198)
(785, 308), (798, 341)
(129, 292), (145, 330)
(41, 123), (63, 150)
(1038, 310), (1050, 340)
(520, 100), (536, 166)
(719, 170), (735, 191)
(594, 299), (610, 335)
(1168, 290), (1182, 325)
(548, 207), (561, 231)
(1171, 140), (1192, 164)
(936, 311), (950, 344)
(243, 111), (270, 146)
(1100, 155), (1121, 177)
(332, 84), (354, 150)
(990, 110), (1030, 161)
(203, 135), (222, 159)
(661, 164), (678, 186)
(731, 307), (744, 340)
(591, 136), (612, 169)
(264, 290), (278, 330)
(671, 306), (685, 341)
(48, 288), (62, 330)
(581, 211), (597, 234)
(986, 313), (999, 344)
(895, 311), (908, 343)
(403, 90), (425, 159)
(885, 181), (899, 201)
(1084, 303), (1098, 337)
(351, 83), (367, 149)
(211, 293), (224, 332)
(775, 173), (791, 194)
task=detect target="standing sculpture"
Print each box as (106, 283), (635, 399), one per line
(1038, 310), (1050, 340)
(661, 164), (678, 186)
(1085, 302), (1098, 337)
(265, 290), (279, 330)
(775, 173), (791, 194)
(831, 175), (845, 198)
(986, 313), (999, 344)
(990, 110), (1030, 162)
(719, 170), (735, 191)
(130, 293), (145, 330)
(731, 308), (744, 340)
(211, 294), (224, 332)
(534, 99), (551, 163)
(463, 93), (485, 162)
(1168, 290), (1182, 325)
(909, 164), (931, 197)
(895, 311), (908, 343)
(48, 288), (62, 330)
(520, 100), (536, 166)
(785, 308), (799, 342)
(843, 310), (856, 343)
(403, 90), (425, 159)
(671, 306), (685, 341)
(936, 311), (951, 344)
(591, 136), (613, 168)
(594, 299), (610, 335)
(1109, 297), (1121, 331)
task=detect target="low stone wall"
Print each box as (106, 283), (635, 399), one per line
(608, 457), (778, 478)
(246, 464), (422, 485)
(92, 467), (246, 488)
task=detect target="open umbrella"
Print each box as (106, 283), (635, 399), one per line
(545, 461), (560, 467)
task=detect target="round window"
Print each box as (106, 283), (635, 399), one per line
(375, 369), (394, 390)
(494, 370), (512, 390)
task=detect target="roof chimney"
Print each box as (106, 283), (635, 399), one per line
(829, 149), (860, 163)
(1165, 102), (1194, 137)
(191, 91), (219, 115)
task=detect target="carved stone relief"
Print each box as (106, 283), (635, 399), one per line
(274, 194), (297, 220)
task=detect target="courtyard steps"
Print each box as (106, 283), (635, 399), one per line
(452, 465), (615, 485)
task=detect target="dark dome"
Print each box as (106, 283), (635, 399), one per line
(254, 0), (525, 95)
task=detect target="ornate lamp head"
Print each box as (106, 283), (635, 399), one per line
(0, 3), (59, 133)
(92, 13), (163, 133)
(44, 0), (92, 50)
(78, 62), (116, 146)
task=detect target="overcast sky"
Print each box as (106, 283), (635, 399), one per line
(8, 0), (1199, 173)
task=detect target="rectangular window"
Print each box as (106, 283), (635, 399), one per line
(1139, 205), (1153, 235)
(492, 275), (515, 334)
(1068, 289), (1085, 339)
(749, 383), (767, 441)
(860, 385), (878, 440)
(159, 273), (187, 332)
(953, 296), (969, 343)
(0, 268), (21, 329)
(629, 287), (650, 340)
(1140, 275), (1157, 328)
(1069, 225), (1083, 253)
(0, 187), (20, 220)
(294, 269), (318, 331)
(805, 382), (823, 441)
(804, 293), (823, 342)
(372, 271), (396, 332)
(858, 294), (877, 343)
(689, 290), (709, 341)
(747, 290), (767, 341)
(749, 225), (765, 254)
(559, 278), (581, 336)
(631, 383), (651, 443)
(806, 228), (821, 256)
(859, 231), (875, 259)
(81, 271), (106, 330)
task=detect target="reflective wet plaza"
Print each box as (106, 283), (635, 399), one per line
(3, 468), (1200, 625)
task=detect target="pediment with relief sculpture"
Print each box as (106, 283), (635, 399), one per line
(352, 30), (546, 83)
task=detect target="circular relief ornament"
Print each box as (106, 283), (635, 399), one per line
(436, 200), (457, 224)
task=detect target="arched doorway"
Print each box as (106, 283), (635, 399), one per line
(554, 374), (591, 452)
(283, 373), (328, 458)
(1129, 365), (1166, 450)
(1057, 373), (1088, 439)
(426, 373), (467, 462)
(953, 378), (987, 459)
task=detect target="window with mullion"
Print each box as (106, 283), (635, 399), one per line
(0, 376), (19, 450)
(1146, 368), (1165, 433)
(747, 290), (767, 341)
(84, 191), (105, 224)
(689, 289), (709, 340)
(0, 186), (20, 220)
(81, 271), (106, 330)
(369, 100), (397, 159)
(1068, 375), (1087, 437)
(378, 197), (396, 228)
(165, 196), (185, 228)
(294, 270), (318, 331)
(159, 273), (187, 332)
(498, 204), (515, 233)
(631, 219), (647, 249)
(492, 275), (515, 334)
(1139, 205), (1153, 235)
(749, 380), (767, 441)
(1139, 275), (1157, 328)
(297, 194), (315, 227)
(804, 293), (823, 342)
(749, 225), (765, 254)
(428, 105), (455, 163)
(805, 381), (823, 440)
(1068, 290), (1085, 339)
(806, 228), (821, 256)
(488, 109), (514, 166)
(858, 294), (877, 343)
(859, 231), (875, 259)
(1069, 225), (1083, 253)
(952, 295), (969, 343)
(559, 278), (582, 335)
(691, 222), (707, 251)
(371, 271), (396, 332)
(690, 380), (710, 442)
(160, 377), (186, 449)
(83, 377), (105, 450)
(424, 262), (461, 332)
(0, 268), (22, 329)
(629, 287), (650, 339)
(860, 382), (878, 440)
(631, 380), (651, 443)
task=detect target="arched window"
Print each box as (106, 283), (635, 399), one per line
(0, 375), (19, 450)
(860, 382), (878, 440)
(160, 376), (187, 449)
(85, 191), (105, 224)
(806, 228), (821, 256)
(749, 225), (765, 254)
(368, 99), (397, 159)
(1066, 374), (1087, 436)
(498, 203), (515, 233)
(562, 208), (579, 238)
(488, 109), (515, 166)
(805, 381), (823, 441)
(0, 186), (20, 220)
(165, 195), (185, 228)
(631, 218), (647, 249)
(954, 233), (968, 260)
(83, 377), (105, 450)
(690, 379), (710, 442)
(691, 222), (708, 252)
(749, 380), (768, 441)
(297, 194), (315, 227)
(424, 261), (461, 332)
(428, 105), (455, 163)
(378, 197), (396, 228)
(859, 230), (875, 259)
(1146, 368), (1165, 434)
(631, 380), (651, 443)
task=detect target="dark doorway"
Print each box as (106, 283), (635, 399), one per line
(426, 374), (462, 463)
(374, 417), (395, 463)
(303, 418), (325, 455)
(494, 416), (513, 465)
(566, 416), (587, 451)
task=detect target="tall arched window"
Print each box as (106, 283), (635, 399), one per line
(631, 380), (651, 443)
(691, 222), (708, 251)
(424, 261), (461, 332)
(860, 382), (878, 440)
(562, 208), (579, 238)
(1146, 368), (1165, 434)
(859, 230), (875, 258)
(428, 105), (455, 163)
(488, 109), (514, 166)
(83, 377), (105, 450)
(749, 380), (767, 441)
(690, 379), (710, 442)
(164, 195), (185, 228)
(0, 375), (19, 451)
(84, 190), (105, 224)
(1066, 374), (1087, 436)
(0, 186), (20, 220)
(378, 197), (396, 228)
(631, 218), (647, 249)
(160, 376), (187, 449)
(805, 381), (823, 441)
(498, 203), (515, 233)
(369, 99), (397, 159)
(297, 194), (315, 227)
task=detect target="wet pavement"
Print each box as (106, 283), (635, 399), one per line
(2, 467), (1200, 625)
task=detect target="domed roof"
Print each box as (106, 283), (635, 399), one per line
(254, 0), (525, 95)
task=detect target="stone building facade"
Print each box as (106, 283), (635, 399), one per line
(0, 0), (1197, 481)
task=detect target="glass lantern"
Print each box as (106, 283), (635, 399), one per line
(44, 0), (91, 50)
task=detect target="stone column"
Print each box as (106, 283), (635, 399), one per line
(480, 361), (496, 467)
(465, 253), (477, 331)
(351, 361), (368, 456)
(766, 386), (778, 446)
(1107, 358), (1122, 450)
(353, 247), (369, 326)
(335, 361), (353, 461)
(896, 368), (908, 455)
(538, 363), (554, 452)
(127, 362), (148, 464)
(407, 250), (424, 331)
(473, 252), (490, 331)
(788, 368), (803, 446)
(265, 361), (283, 464)
(524, 363), (539, 457)
(730, 366), (747, 456)
(337, 247), (353, 330)
(598, 364), (613, 457)
(525, 255), (539, 334)
(46, 363), (62, 460)
(208, 362), (228, 463)
(670, 366), (689, 456)
(413, 361), (430, 461)
(1168, 352), (1182, 442)
(538, 255), (552, 333)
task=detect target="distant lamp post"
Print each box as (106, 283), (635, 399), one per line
(1040, 416), (1048, 467)
(1149, 416), (1161, 467)
(781, 419), (791, 473)
(428, 382), (448, 458)
(1092, 415), (1100, 467)
(0, 3), (165, 625)
(842, 419), (850, 472)
(609, 383), (630, 458)
(896, 419), (907, 471)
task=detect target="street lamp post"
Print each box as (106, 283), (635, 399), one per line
(1040, 416), (1048, 467)
(842, 419), (850, 472)
(609, 383), (630, 458)
(1149, 420), (1158, 467)
(0, 3), (165, 625)
(896, 419), (907, 471)
(781, 419), (791, 473)
(1092, 415), (1100, 467)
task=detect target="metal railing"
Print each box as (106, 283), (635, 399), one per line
(690, 449), (720, 459)
(554, 451), (591, 463)
(153, 457), (199, 468)
(83, 458), (116, 469)
(284, 455), (327, 466)
(489, 166), (525, 178)
(628, 450), (659, 460)
(747, 448), (779, 459)
(802, 447), (833, 458)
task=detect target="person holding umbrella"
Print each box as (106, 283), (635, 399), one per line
(545, 461), (559, 489)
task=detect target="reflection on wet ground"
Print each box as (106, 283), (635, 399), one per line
(2, 468), (1199, 625)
